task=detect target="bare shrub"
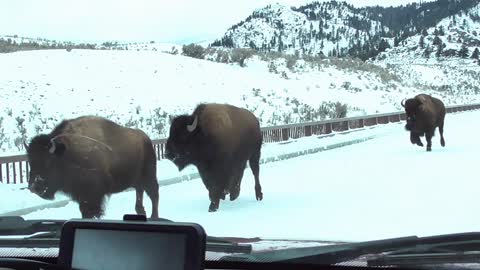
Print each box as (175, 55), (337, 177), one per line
(231, 48), (256, 67)
(182, 43), (205, 59)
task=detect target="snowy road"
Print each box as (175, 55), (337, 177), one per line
(21, 110), (480, 242)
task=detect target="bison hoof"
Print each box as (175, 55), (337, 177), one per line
(208, 202), (219, 212)
(230, 187), (240, 201)
(135, 206), (146, 216)
(441, 139), (445, 147)
(426, 147), (432, 152)
(230, 193), (239, 201)
(255, 186), (263, 201)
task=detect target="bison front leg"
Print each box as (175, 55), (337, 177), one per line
(410, 132), (423, 147)
(425, 130), (433, 152)
(79, 197), (105, 219)
(208, 188), (221, 212)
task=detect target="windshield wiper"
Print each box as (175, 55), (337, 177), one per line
(220, 232), (480, 266)
(220, 235), (419, 264)
(368, 233), (480, 267)
(0, 216), (251, 254)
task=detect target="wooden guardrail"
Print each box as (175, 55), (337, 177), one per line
(1, 103), (480, 184)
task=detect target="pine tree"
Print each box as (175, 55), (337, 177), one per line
(459, 44), (469, 58)
(471, 48), (479, 59)
(432, 36), (442, 46)
(422, 29), (428, 36)
(278, 35), (283, 52)
(378, 39), (390, 52)
(419, 35), (425, 49)
(423, 45), (431, 59)
(394, 36), (400, 47)
(436, 43), (443, 58)
(438, 25), (445, 36)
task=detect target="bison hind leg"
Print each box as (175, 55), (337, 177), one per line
(230, 183), (240, 201)
(229, 164), (245, 201)
(135, 188), (147, 216)
(249, 149), (263, 201)
(144, 181), (159, 219)
(439, 120), (445, 147)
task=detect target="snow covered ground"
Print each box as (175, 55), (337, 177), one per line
(11, 109), (480, 242)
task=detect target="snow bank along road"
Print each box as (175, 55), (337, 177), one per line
(6, 109), (480, 242)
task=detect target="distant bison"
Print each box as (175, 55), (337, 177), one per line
(401, 94), (446, 152)
(25, 116), (159, 219)
(165, 103), (263, 212)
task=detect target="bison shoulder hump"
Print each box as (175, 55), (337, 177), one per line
(200, 105), (233, 132)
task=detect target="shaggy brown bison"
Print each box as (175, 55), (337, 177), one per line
(25, 116), (159, 219)
(401, 94), (446, 152)
(165, 103), (263, 212)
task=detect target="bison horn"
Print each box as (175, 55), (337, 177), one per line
(187, 115), (198, 132)
(401, 98), (406, 108)
(49, 139), (56, 154)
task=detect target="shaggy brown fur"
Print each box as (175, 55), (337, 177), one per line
(165, 103), (263, 212)
(26, 116), (159, 219)
(402, 94), (446, 152)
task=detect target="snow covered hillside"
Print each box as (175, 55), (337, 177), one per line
(212, 1), (384, 57)
(211, 0), (480, 60)
(372, 2), (480, 99)
(2, 47), (477, 155)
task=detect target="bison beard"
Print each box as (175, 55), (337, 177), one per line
(165, 103), (263, 212)
(25, 116), (160, 219)
(401, 94), (446, 152)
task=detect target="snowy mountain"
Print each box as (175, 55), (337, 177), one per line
(371, 2), (480, 98)
(211, 0), (480, 60)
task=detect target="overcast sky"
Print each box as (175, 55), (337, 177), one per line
(0, 0), (431, 44)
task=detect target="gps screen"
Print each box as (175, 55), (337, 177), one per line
(71, 228), (187, 270)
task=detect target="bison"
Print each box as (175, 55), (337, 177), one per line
(401, 94), (446, 152)
(25, 116), (159, 219)
(165, 103), (263, 212)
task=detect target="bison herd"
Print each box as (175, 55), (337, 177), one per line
(24, 95), (446, 219)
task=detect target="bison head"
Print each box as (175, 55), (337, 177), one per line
(165, 114), (199, 171)
(25, 135), (65, 200)
(401, 98), (422, 131)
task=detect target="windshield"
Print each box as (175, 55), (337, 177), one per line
(1, 0), (480, 267)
